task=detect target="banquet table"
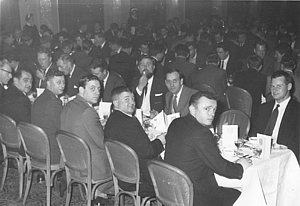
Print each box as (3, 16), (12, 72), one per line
(215, 149), (300, 206)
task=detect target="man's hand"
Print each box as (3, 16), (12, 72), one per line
(150, 110), (159, 119)
(137, 72), (148, 91)
(236, 157), (253, 171)
(36, 70), (45, 80)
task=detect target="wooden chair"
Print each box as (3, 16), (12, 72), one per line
(147, 160), (194, 206)
(216, 109), (251, 140)
(193, 83), (216, 94)
(225, 86), (252, 117)
(56, 130), (112, 206)
(104, 139), (154, 206)
(0, 113), (24, 198)
(18, 122), (63, 206)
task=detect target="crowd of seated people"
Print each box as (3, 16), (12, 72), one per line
(1, 11), (300, 206)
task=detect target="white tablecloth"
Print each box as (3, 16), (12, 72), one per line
(216, 149), (300, 206)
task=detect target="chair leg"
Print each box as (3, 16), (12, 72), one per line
(0, 157), (8, 191)
(23, 169), (33, 205)
(136, 195), (141, 206)
(86, 189), (92, 206)
(46, 172), (51, 206)
(78, 184), (86, 200)
(65, 181), (72, 206)
(18, 158), (24, 199)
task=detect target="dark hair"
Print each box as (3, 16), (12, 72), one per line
(138, 56), (157, 67)
(111, 86), (133, 102)
(281, 55), (297, 71)
(200, 32), (209, 40)
(274, 42), (292, 55)
(254, 40), (268, 50)
(189, 91), (218, 107)
(186, 41), (196, 49)
(109, 36), (121, 46)
(216, 42), (230, 53)
(21, 31), (32, 42)
(271, 70), (292, 85)
(46, 69), (64, 81)
(2, 52), (19, 63)
(40, 35), (52, 44)
(175, 44), (189, 57)
(82, 39), (93, 51)
(78, 74), (100, 89)
(206, 53), (220, 64)
(62, 40), (73, 49)
(150, 44), (165, 56)
(110, 23), (119, 29)
(94, 32), (105, 39)
(165, 68), (183, 80)
(37, 46), (51, 56)
(120, 38), (132, 49)
(247, 55), (263, 70)
(13, 68), (31, 79)
(58, 53), (74, 64)
(89, 58), (108, 72)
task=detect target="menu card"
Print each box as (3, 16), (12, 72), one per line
(222, 125), (238, 147)
(149, 111), (180, 132)
(36, 88), (45, 97)
(98, 102), (112, 119)
(257, 133), (272, 159)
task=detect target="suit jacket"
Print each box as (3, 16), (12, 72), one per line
(89, 42), (111, 60)
(234, 68), (266, 121)
(31, 89), (62, 163)
(260, 55), (275, 76)
(60, 95), (112, 181)
(164, 85), (197, 117)
(196, 41), (214, 69)
(72, 51), (94, 72)
(287, 71), (300, 102)
(225, 55), (242, 76)
(165, 114), (243, 206)
(190, 64), (227, 112)
(104, 110), (164, 193)
(0, 84), (5, 104)
(35, 63), (58, 89)
(109, 51), (136, 88)
(132, 76), (168, 113)
(1, 84), (31, 123)
(65, 65), (89, 97)
(252, 99), (300, 160)
(169, 57), (197, 86)
(1, 42), (14, 55)
(102, 71), (126, 102)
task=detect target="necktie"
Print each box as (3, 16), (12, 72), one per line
(172, 95), (178, 113)
(143, 83), (148, 97)
(220, 60), (224, 69)
(264, 104), (280, 135)
(100, 80), (104, 101)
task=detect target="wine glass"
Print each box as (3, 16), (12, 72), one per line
(234, 139), (244, 155)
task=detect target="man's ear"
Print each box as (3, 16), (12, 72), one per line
(287, 83), (292, 91)
(189, 105), (195, 115)
(79, 86), (84, 95)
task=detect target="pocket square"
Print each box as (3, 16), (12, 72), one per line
(155, 93), (163, 96)
(74, 85), (78, 89)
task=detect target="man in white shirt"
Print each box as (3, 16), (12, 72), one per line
(252, 70), (300, 161)
(131, 56), (168, 117)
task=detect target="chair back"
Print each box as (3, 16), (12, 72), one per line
(56, 130), (91, 178)
(216, 109), (250, 139)
(104, 139), (139, 185)
(0, 113), (20, 149)
(225, 86), (252, 117)
(193, 83), (216, 94)
(18, 122), (50, 163)
(147, 160), (193, 206)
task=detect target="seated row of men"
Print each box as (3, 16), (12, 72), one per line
(0, 53), (299, 206)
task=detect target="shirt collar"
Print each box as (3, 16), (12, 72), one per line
(275, 96), (291, 108)
(115, 108), (133, 117)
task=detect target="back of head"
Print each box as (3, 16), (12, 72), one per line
(175, 44), (189, 58)
(78, 74), (99, 89)
(46, 69), (64, 81)
(58, 53), (74, 65)
(281, 55), (297, 72)
(247, 55), (263, 71)
(206, 53), (220, 65)
(111, 86), (132, 102)
(189, 91), (218, 107)
(82, 39), (93, 51)
(89, 58), (108, 72)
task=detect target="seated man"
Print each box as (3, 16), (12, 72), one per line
(132, 56), (168, 117)
(252, 70), (300, 160)
(31, 69), (65, 164)
(60, 74), (113, 196)
(164, 69), (197, 117)
(1, 68), (33, 123)
(0, 61), (13, 102)
(90, 58), (126, 102)
(165, 91), (252, 206)
(104, 86), (165, 196)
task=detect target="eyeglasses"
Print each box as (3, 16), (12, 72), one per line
(0, 69), (12, 74)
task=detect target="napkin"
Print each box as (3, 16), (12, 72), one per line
(98, 102), (112, 119)
(149, 111), (180, 132)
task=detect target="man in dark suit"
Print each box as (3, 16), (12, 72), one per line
(1, 68), (33, 123)
(252, 70), (300, 160)
(60, 74), (113, 196)
(132, 56), (168, 117)
(104, 86), (165, 196)
(90, 32), (111, 60)
(196, 32), (214, 69)
(164, 69), (197, 117)
(23, 14), (40, 48)
(90, 58), (125, 102)
(31, 69), (65, 164)
(0, 61), (13, 102)
(57, 53), (89, 97)
(1, 32), (15, 55)
(150, 43), (167, 79)
(190, 53), (228, 114)
(165, 91), (252, 206)
(186, 42), (202, 69)
(168, 44), (197, 86)
(35, 46), (57, 89)
(216, 42), (242, 76)
(108, 37), (136, 87)
(72, 39), (94, 72)
(234, 55), (266, 123)
(253, 40), (275, 76)
(15, 31), (37, 65)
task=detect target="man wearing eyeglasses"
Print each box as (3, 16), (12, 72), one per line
(0, 61), (13, 101)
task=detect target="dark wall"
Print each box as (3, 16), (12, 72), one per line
(0, 0), (21, 33)
(58, 0), (104, 33)
(185, 0), (213, 26)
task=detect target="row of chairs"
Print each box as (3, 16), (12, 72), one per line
(0, 107), (250, 206)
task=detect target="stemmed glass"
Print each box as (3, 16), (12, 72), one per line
(234, 139), (244, 155)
